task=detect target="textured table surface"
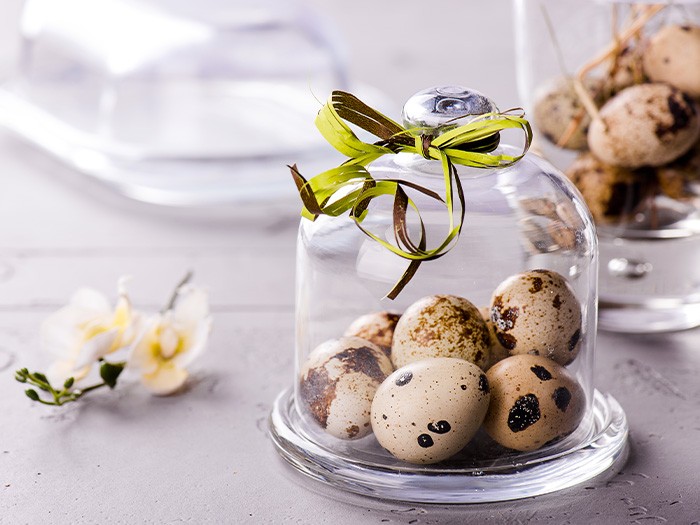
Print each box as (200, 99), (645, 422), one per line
(0, 1), (699, 523)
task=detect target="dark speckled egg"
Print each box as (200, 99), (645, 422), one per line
(490, 269), (582, 365)
(483, 354), (585, 452)
(344, 311), (401, 358)
(371, 357), (490, 464)
(299, 337), (394, 440)
(392, 295), (491, 370)
(588, 84), (699, 168)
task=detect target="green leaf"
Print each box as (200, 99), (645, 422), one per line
(25, 389), (40, 401)
(63, 377), (75, 389)
(32, 372), (48, 384)
(99, 362), (125, 389)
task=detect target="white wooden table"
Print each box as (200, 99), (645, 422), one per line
(1, 1), (699, 523)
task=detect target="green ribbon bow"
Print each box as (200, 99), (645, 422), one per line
(290, 90), (532, 299)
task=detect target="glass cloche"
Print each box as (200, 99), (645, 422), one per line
(269, 86), (628, 503)
(0, 0), (350, 205)
(514, 0), (700, 332)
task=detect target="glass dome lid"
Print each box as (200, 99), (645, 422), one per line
(0, 0), (360, 205)
(270, 86), (629, 503)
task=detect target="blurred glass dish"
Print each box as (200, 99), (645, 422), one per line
(0, 0), (378, 205)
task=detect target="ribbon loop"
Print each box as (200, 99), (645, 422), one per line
(290, 90), (532, 299)
(416, 134), (433, 160)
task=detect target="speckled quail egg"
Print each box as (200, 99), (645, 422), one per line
(643, 24), (700, 99)
(299, 336), (394, 440)
(608, 45), (646, 93)
(533, 75), (605, 150)
(479, 307), (510, 369)
(392, 295), (490, 370)
(483, 354), (585, 452)
(519, 197), (558, 219)
(566, 152), (649, 224)
(371, 357), (490, 464)
(588, 83), (699, 168)
(656, 139), (700, 200)
(344, 311), (401, 358)
(490, 269), (582, 365)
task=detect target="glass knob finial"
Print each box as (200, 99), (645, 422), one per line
(402, 86), (498, 130)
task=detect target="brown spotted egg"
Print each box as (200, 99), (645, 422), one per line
(392, 295), (490, 370)
(479, 306), (510, 370)
(344, 311), (401, 358)
(490, 269), (582, 365)
(483, 355), (585, 452)
(371, 357), (490, 464)
(532, 75), (605, 150)
(588, 83), (699, 168)
(565, 151), (647, 224)
(643, 24), (700, 99)
(299, 337), (393, 440)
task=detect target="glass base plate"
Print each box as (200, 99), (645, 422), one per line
(599, 300), (700, 333)
(269, 388), (628, 504)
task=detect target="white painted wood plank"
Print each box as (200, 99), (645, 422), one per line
(0, 249), (296, 310)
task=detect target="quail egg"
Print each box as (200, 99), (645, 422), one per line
(479, 306), (510, 369)
(643, 24), (700, 99)
(483, 354), (585, 452)
(392, 295), (491, 370)
(656, 139), (700, 200)
(344, 311), (401, 358)
(608, 44), (645, 93)
(533, 75), (605, 150)
(371, 357), (490, 464)
(588, 83), (699, 168)
(490, 269), (582, 365)
(299, 336), (394, 439)
(565, 152), (649, 224)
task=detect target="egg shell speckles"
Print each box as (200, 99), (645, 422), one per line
(588, 83), (699, 168)
(608, 45), (646, 93)
(533, 76), (604, 150)
(565, 152), (648, 224)
(483, 355), (586, 452)
(299, 336), (394, 440)
(643, 25), (700, 99)
(344, 311), (401, 358)
(391, 295), (490, 370)
(371, 357), (490, 464)
(479, 306), (510, 370)
(656, 140), (700, 200)
(490, 269), (582, 365)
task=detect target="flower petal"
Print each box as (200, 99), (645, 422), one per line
(173, 286), (210, 332)
(46, 359), (90, 386)
(40, 307), (85, 359)
(69, 288), (112, 315)
(141, 363), (188, 395)
(73, 328), (120, 370)
(174, 317), (212, 368)
(127, 316), (162, 375)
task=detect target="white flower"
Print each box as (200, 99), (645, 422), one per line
(128, 285), (211, 395)
(42, 278), (139, 385)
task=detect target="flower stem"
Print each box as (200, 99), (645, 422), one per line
(162, 271), (193, 313)
(16, 360), (127, 406)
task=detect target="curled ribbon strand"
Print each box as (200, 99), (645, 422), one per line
(290, 90), (532, 299)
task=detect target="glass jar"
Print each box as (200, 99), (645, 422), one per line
(0, 0), (349, 205)
(269, 86), (628, 503)
(514, 0), (700, 332)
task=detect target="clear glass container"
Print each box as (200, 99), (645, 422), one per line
(514, 0), (700, 332)
(269, 87), (628, 503)
(0, 0), (352, 205)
